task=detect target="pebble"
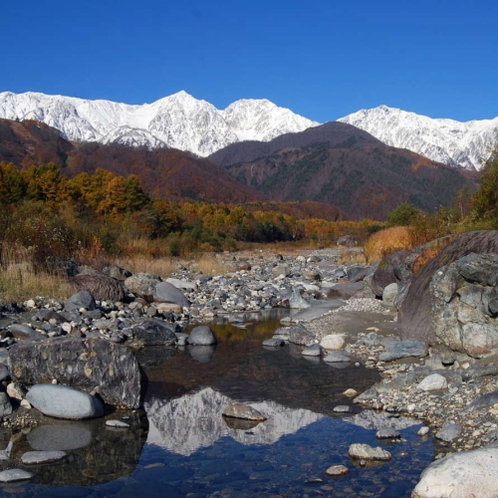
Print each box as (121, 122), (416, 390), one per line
(105, 419), (131, 428)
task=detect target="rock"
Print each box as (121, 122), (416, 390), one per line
(418, 426), (430, 436)
(430, 253), (498, 357)
(131, 319), (177, 346)
(26, 384), (104, 420)
(287, 323), (315, 346)
(412, 448), (498, 498)
(417, 373), (448, 391)
(333, 405), (351, 413)
(0, 469), (34, 482)
(325, 464), (350, 477)
(463, 390), (498, 412)
(0, 392), (12, 416)
(0, 364), (9, 382)
(262, 338), (285, 347)
(188, 325), (217, 345)
(166, 278), (198, 292)
(376, 428), (401, 439)
(9, 337), (142, 409)
(124, 273), (162, 298)
(327, 282), (364, 299)
(9, 323), (46, 341)
(222, 403), (266, 421)
(153, 281), (190, 309)
(379, 339), (428, 362)
(288, 289), (310, 309)
(71, 273), (126, 302)
(303, 270), (321, 281)
(399, 231), (498, 343)
(343, 388), (358, 397)
(382, 282), (398, 307)
(64, 290), (96, 312)
(102, 265), (132, 280)
(348, 443), (392, 461)
(21, 450), (67, 464)
(323, 350), (352, 363)
(370, 250), (417, 297)
(272, 265), (290, 278)
(105, 419), (130, 428)
(435, 422), (462, 442)
(302, 344), (322, 357)
(320, 334), (345, 351)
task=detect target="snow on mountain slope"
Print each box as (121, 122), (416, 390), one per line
(338, 105), (498, 171)
(0, 90), (318, 156)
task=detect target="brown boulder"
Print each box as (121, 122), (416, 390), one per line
(70, 273), (126, 302)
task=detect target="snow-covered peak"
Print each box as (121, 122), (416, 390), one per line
(222, 98), (319, 142)
(339, 105), (498, 171)
(0, 90), (317, 156)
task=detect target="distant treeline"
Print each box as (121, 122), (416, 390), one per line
(0, 162), (384, 262)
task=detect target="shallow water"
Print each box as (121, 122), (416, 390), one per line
(0, 309), (434, 497)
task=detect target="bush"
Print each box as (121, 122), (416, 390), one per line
(364, 226), (413, 262)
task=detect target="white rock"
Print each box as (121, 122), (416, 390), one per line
(412, 448), (498, 498)
(417, 373), (448, 391)
(320, 334), (346, 351)
(348, 443), (392, 461)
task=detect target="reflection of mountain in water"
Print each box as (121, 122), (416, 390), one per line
(145, 387), (324, 456)
(346, 410), (420, 431)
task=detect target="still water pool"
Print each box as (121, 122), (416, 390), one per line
(0, 310), (434, 497)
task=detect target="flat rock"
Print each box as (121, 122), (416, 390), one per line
(9, 323), (45, 341)
(302, 344), (322, 356)
(325, 464), (350, 477)
(105, 419), (130, 428)
(0, 469), (34, 482)
(323, 350), (352, 363)
(379, 339), (428, 362)
(21, 450), (67, 464)
(412, 448), (498, 498)
(348, 443), (392, 461)
(287, 323), (315, 346)
(223, 403), (266, 421)
(376, 428), (401, 439)
(262, 338), (285, 347)
(26, 384), (104, 420)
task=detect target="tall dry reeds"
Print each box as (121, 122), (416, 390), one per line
(363, 226), (414, 262)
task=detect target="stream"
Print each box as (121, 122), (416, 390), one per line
(0, 309), (435, 497)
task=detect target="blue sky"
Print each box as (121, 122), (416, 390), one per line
(2, 0), (497, 122)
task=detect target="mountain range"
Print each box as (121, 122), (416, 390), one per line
(0, 90), (496, 171)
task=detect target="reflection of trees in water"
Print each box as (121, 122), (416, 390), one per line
(1, 411), (148, 486)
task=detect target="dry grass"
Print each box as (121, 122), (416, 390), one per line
(112, 255), (176, 278)
(364, 226), (414, 263)
(337, 248), (367, 265)
(0, 243), (74, 302)
(189, 253), (230, 275)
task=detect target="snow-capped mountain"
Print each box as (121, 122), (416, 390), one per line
(0, 90), (318, 157)
(338, 105), (498, 171)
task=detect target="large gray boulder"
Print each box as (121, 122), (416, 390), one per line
(287, 323), (315, 347)
(399, 231), (498, 343)
(26, 384), (104, 420)
(9, 337), (142, 409)
(430, 252), (498, 357)
(412, 447), (498, 498)
(153, 281), (190, 309)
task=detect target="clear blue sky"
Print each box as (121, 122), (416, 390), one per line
(2, 0), (497, 122)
